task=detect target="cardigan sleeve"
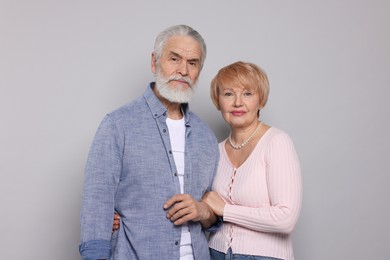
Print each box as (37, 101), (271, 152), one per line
(223, 131), (302, 234)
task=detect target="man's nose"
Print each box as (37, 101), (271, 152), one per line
(176, 61), (188, 76)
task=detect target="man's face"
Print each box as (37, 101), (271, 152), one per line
(151, 35), (202, 103)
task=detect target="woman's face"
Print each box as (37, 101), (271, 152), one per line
(218, 85), (260, 129)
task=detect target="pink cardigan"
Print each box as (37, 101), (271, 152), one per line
(209, 127), (302, 260)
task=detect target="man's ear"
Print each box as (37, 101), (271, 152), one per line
(151, 52), (157, 74)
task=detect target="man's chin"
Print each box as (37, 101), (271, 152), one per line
(165, 94), (192, 104)
(168, 80), (191, 90)
(156, 80), (196, 103)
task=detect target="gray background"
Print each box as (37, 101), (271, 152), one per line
(1, 0), (389, 259)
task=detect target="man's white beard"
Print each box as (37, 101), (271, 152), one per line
(155, 71), (197, 103)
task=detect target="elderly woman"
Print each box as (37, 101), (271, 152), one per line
(203, 61), (302, 260)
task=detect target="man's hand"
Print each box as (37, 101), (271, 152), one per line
(164, 194), (216, 228)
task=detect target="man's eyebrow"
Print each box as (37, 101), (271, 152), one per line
(169, 51), (182, 58)
(169, 51), (200, 63)
(188, 58), (200, 63)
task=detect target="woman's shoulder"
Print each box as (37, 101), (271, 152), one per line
(218, 139), (227, 151)
(264, 126), (290, 138)
(261, 126), (295, 148)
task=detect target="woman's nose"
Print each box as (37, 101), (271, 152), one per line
(234, 95), (242, 106)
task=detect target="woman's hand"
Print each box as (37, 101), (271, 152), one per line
(202, 191), (226, 217)
(112, 213), (120, 233)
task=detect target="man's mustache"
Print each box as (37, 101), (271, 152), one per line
(167, 75), (193, 87)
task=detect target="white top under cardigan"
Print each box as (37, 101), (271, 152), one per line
(208, 127), (302, 260)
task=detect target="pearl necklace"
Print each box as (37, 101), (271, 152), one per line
(228, 122), (262, 149)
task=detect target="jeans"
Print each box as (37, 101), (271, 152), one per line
(210, 248), (282, 260)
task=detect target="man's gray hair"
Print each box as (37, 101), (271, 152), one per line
(153, 25), (207, 70)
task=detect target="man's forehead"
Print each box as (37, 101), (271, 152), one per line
(163, 36), (202, 59)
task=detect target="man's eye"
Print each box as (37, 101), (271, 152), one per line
(171, 57), (179, 62)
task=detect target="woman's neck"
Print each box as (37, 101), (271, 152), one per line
(230, 121), (261, 143)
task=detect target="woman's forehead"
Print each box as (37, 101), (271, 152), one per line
(219, 82), (255, 91)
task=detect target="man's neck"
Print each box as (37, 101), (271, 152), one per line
(165, 102), (183, 120)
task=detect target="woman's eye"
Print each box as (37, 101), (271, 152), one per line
(243, 92), (252, 97)
(224, 92), (233, 97)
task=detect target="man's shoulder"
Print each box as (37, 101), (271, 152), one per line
(188, 111), (217, 141)
(189, 112), (211, 129)
(107, 96), (146, 119)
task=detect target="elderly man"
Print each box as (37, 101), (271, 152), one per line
(79, 25), (219, 260)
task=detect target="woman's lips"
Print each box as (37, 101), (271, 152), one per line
(231, 110), (245, 116)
